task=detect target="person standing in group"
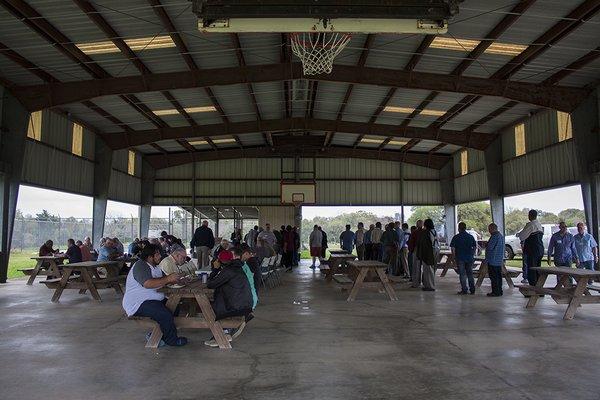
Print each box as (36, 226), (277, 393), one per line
(257, 223), (277, 249)
(282, 225), (296, 272)
(364, 224), (374, 260)
(401, 223), (411, 279)
(573, 222), (598, 283)
(320, 226), (328, 258)
(244, 225), (259, 249)
(450, 222), (477, 295)
(370, 222), (383, 261)
(416, 219), (438, 291)
(292, 226), (301, 267)
(548, 221), (578, 269)
(355, 222), (366, 260)
(190, 220), (215, 269)
(485, 223), (505, 297)
(408, 220), (424, 288)
(309, 225), (323, 269)
(517, 210), (544, 286)
(381, 223), (400, 275)
(340, 225), (356, 254)
(275, 226), (285, 254)
(394, 221), (408, 277)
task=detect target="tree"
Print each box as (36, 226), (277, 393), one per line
(407, 206), (443, 227)
(456, 202), (491, 234)
(538, 211), (559, 224)
(558, 208), (586, 226)
(505, 208), (530, 235)
(35, 209), (59, 222)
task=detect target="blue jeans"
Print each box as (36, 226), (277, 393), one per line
(135, 299), (179, 346)
(488, 264), (503, 295)
(579, 260), (595, 271)
(457, 261), (475, 293)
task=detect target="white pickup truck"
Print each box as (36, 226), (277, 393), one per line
(504, 224), (577, 259)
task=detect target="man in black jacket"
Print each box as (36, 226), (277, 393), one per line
(205, 247), (254, 347)
(190, 220), (215, 269)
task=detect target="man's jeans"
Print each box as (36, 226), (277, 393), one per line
(457, 261), (475, 293)
(135, 299), (179, 345)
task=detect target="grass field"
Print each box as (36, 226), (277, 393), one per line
(7, 248), (39, 279)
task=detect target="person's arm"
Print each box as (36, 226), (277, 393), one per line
(207, 267), (233, 289)
(133, 263), (180, 289)
(570, 238), (579, 265)
(547, 236), (555, 265)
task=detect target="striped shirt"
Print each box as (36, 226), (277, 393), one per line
(485, 231), (505, 266)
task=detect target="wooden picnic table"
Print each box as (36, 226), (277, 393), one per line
(45, 260), (124, 303)
(329, 250), (350, 255)
(149, 280), (243, 350)
(518, 267), (600, 320)
(323, 253), (356, 282)
(24, 255), (66, 285)
(474, 257), (520, 289)
(345, 260), (398, 302)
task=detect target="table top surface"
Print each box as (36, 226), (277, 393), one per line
(329, 250), (350, 254)
(530, 266), (600, 277)
(31, 255), (66, 260)
(159, 279), (212, 295)
(346, 260), (388, 268)
(64, 261), (121, 269)
(329, 254), (357, 259)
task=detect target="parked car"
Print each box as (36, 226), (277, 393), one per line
(503, 224), (577, 259)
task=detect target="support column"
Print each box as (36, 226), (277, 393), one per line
(92, 134), (113, 247)
(572, 89), (600, 241)
(139, 158), (155, 238)
(440, 162), (456, 241)
(484, 136), (505, 235)
(0, 88), (30, 283)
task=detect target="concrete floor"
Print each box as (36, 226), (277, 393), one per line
(2, 262), (600, 400)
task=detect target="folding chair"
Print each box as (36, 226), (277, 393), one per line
(259, 257), (271, 290)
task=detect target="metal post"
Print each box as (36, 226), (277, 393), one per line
(191, 161), (196, 236)
(168, 206), (172, 234)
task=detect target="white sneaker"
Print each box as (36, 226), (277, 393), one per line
(203, 334), (232, 347)
(521, 278), (528, 283)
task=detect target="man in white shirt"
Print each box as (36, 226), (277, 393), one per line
(355, 222), (366, 260)
(123, 243), (188, 347)
(309, 225), (323, 269)
(159, 245), (197, 275)
(516, 209), (545, 286)
(257, 223), (277, 248)
(370, 222), (384, 261)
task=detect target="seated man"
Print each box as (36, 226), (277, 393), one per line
(239, 244), (259, 306)
(122, 243), (187, 347)
(39, 240), (59, 256)
(97, 238), (119, 261)
(113, 237), (125, 256)
(128, 238), (141, 257)
(65, 238), (83, 264)
(76, 240), (92, 262)
(205, 247), (254, 347)
(159, 245), (197, 275)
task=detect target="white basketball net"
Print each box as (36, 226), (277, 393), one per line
(290, 32), (352, 75)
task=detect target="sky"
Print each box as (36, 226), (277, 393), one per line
(16, 184), (584, 220)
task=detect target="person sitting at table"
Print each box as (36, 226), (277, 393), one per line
(204, 246), (254, 347)
(122, 243), (187, 347)
(65, 238), (83, 264)
(240, 243), (261, 293)
(213, 239), (233, 261)
(159, 245), (196, 275)
(76, 240), (92, 262)
(39, 240), (59, 256)
(128, 238), (141, 257)
(113, 237), (125, 256)
(98, 238), (120, 261)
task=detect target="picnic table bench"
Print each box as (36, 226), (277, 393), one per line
(517, 267), (600, 320)
(323, 253), (356, 282)
(140, 280), (245, 349)
(42, 260), (124, 302)
(474, 257), (520, 289)
(345, 260), (398, 302)
(23, 255), (66, 285)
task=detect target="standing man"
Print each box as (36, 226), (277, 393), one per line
(190, 220), (215, 269)
(370, 222), (383, 260)
(450, 222), (477, 295)
(517, 210), (544, 286)
(340, 225), (356, 254)
(408, 220), (424, 288)
(245, 225), (259, 249)
(309, 225), (323, 269)
(355, 222), (366, 260)
(394, 221), (408, 277)
(320, 226), (328, 259)
(401, 223), (411, 279)
(364, 224), (374, 261)
(573, 222), (598, 276)
(547, 222), (578, 269)
(485, 223), (506, 297)
(257, 223), (277, 249)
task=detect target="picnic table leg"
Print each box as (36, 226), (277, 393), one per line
(501, 263), (514, 288)
(563, 277), (588, 320)
(80, 268), (102, 302)
(326, 261), (338, 282)
(27, 260), (44, 285)
(195, 294), (231, 349)
(347, 268), (368, 302)
(374, 267), (398, 301)
(476, 261), (488, 287)
(51, 267), (73, 303)
(49, 260), (62, 279)
(525, 273), (548, 308)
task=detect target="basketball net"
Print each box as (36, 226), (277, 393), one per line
(290, 32), (352, 75)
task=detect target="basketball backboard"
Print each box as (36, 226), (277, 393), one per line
(281, 181), (316, 206)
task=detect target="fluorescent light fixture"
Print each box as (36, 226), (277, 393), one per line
(188, 140), (209, 146)
(383, 106), (445, 117)
(212, 138), (236, 144)
(430, 37), (526, 56)
(388, 140), (409, 146)
(360, 137), (384, 144)
(76, 35), (175, 55)
(153, 106), (216, 116)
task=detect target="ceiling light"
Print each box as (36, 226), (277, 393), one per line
(360, 137), (384, 144)
(384, 106), (445, 117)
(153, 106), (217, 116)
(76, 35), (175, 55)
(388, 140), (409, 146)
(212, 138), (236, 144)
(430, 37), (526, 56)
(188, 140), (208, 145)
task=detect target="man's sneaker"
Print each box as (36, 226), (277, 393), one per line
(521, 278), (528, 284)
(456, 291), (467, 295)
(171, 337), (188, 347)
(309, 265), (316, 269)
(204, 335), (232, 347)
(145, 332), (165, 347)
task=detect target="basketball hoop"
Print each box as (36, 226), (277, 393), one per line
(291, 193), (305, 208)
(290, 31), (352, 75)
